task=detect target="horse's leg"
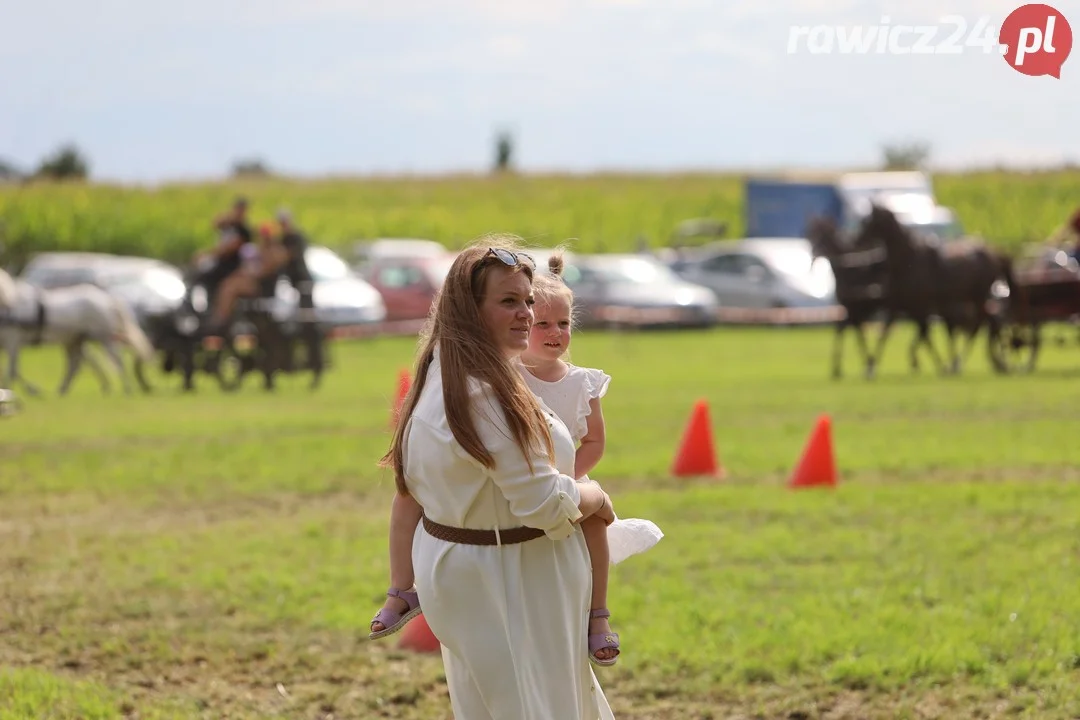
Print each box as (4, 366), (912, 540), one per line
(866, 311), (895, 380)
(99, 339), (133, 395)
(908, 319), (923, 374)
(941, 315), (961, 375)
(852, 321), (872, 372)
(943, 304), (978, 375)
(831, 319), (846, 379)
(81, 343), (113, 394)
(916, 316), (949, 375)
(57, 339), (86, 396)
(6, 340), (41, 397)
(946, 310), (963, 377)
(956, 305), (987, 374)
(133, 357), (153, 394)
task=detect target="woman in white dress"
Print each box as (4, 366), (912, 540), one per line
(380, 237), (617, 720)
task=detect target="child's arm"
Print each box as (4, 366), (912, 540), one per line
(574, 397), (606, 479)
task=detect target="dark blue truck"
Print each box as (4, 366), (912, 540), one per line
(743, 174), (963, 241)
(744, 179), (844, 238)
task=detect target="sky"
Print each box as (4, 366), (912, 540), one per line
(1, 0), (1076, 183)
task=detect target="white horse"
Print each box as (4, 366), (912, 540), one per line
(0, 266), (157, 396)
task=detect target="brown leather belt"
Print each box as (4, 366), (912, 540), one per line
(422, 514), (545, 546)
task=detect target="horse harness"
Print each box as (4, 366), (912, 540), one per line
(0, 285), (47, 345)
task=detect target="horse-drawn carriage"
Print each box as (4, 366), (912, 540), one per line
(140, 271), (329, 393)
(986, 248), (1080, 374)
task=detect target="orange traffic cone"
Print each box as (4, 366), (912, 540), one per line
(788, 413), (837, 489)
(391, 368), (411, 428)
(671, 399), (724, 478)
(398, 613), (441, 653)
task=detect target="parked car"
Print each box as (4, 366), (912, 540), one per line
(351, 238), (451, 265)
(670, 238), (836, 308)
(357, 248), (457, 322)
(19, 252), (188, 329)
(544, 252), (719, 329)
(272, 245), (387, 328)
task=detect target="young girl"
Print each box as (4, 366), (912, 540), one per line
(369, 251), (663, 667)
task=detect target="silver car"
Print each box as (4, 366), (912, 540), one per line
(549, 253), (719, 329)
(671, 237), (836, 309)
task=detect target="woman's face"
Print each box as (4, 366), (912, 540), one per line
(479, 265), (534, 358)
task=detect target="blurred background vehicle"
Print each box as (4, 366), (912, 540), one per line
(352, 239), (457, 321)
(19, 252), (188, 330)
(21, 246), (387, 333)
(532, 249), (719, 328)
(351, 238), (450, 265)
(270, 245), (386, 328)
(668, 237), (836, 309)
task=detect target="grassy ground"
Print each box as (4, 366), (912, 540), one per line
(3, 323), (1080, 719)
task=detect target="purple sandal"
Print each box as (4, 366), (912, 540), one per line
(588, 608), (620, 667)
(368, 588), (422, 640)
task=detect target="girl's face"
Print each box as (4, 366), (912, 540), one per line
(527, 295), (572, 361)
(479, 266), (534, 358)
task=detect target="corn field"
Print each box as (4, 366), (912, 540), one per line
(0, 170), (1077, 269)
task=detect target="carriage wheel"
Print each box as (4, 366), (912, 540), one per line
(988, 320), (1040, 375)
(215, 334), (258, 392)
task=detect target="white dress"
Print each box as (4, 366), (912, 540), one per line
(520, 362), (664, 565)
(404, 347), (616, 720)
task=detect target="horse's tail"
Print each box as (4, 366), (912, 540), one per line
(112, 298), (156, 363)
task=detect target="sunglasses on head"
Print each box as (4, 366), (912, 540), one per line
(485, 247), (535, 270)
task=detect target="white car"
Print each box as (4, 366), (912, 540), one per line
(19, 252), (189, 327)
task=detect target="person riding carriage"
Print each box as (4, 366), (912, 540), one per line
(201, 222), (289, 336)
(186, 196), (254, 312)
(182, 198), (315, 336)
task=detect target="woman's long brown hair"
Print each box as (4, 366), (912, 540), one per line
(380, 234), (555, 495)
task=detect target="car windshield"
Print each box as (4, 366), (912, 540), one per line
(305, 247), (352, 282)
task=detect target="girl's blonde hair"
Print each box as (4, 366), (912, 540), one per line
(532, 249), (576, 324)
(380, 234), (555, 495)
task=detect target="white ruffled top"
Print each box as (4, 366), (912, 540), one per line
(519, 362), (611, 444)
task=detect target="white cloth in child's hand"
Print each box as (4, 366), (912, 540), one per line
(606, 517), (664, 565)
(576, 474), (663, 564)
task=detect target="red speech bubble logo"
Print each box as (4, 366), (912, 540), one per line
(1000, 4), (1073, 78)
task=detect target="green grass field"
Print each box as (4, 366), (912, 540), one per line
(2, 169), (1079, 267)
(4, 324), (1080, 719)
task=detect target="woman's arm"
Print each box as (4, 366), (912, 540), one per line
(466, 388), (613, 539)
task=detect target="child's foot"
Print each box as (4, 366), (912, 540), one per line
(368, 587), (421, 640)
(588, 608), (620, 666)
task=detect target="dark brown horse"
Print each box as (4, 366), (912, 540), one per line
(852, 204), (1016, 376)
(806, 215), (929, 379)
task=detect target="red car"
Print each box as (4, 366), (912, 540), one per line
(359, 252), (456, 322)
